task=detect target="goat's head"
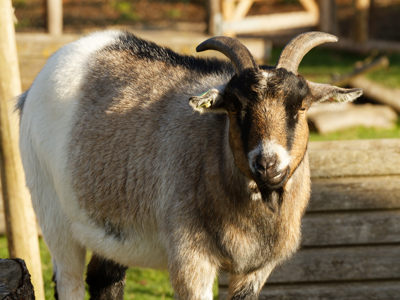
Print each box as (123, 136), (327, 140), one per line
(190, 32), (362, 196)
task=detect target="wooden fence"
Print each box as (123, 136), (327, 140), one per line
(220, 139), (400, 299)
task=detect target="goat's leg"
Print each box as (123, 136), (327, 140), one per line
(168, 251), (216, 300)
(86, 254), (128, 300)
(227, 263), (275, 300)
(51, 237), (86, 300)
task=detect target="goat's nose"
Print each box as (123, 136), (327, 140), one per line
(253, 155), (277, 177)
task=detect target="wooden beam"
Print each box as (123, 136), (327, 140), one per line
(47, 0), (63, 35)
(223, 12), (318, 34)
(319, 0), (337, 34)
(302, 210), (400, 246)
(220, 245), (400, 284)
(220, 281), (400, 300)
(0, 1), (44, 299)
(309, 139), (400, 178)
(299, 0), (319, 16)
(207, 0), (222, 35)
(309, 176), (400, 211)
(232, 0), (254, 21)
(354, 0), (370, 43)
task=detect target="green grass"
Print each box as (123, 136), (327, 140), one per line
(0, 236), (218, 299)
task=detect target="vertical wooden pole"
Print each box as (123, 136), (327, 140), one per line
(319, 0), (338, 34)
(0, 1), (44, 300)
(207, 0), (222, 35)
(354, 0), (370, 43)
(47, 0), (63, 35)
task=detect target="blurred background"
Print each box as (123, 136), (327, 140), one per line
(1, 1), (400, 299)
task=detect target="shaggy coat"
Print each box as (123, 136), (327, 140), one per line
(18, 30), (361, 299)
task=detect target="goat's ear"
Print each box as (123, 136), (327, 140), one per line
(189, 88), (225, 113)
(308, 81), (363, 103)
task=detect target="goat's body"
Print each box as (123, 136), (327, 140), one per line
(20, 31), (311, 299)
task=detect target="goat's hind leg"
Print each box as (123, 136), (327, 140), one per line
(86, 254), (128, 300)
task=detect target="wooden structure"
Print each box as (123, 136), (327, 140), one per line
(208, 0), (319, 36)
(47, 0), (63, 35)
(220, 139), (400, 299)
(208, 0), (373, 48)
(0, 259), (35, 299)
(0, 1), (44, 299)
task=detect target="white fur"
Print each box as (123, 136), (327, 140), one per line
(248, 139), (291, 174)
(18, 30), (150, 299)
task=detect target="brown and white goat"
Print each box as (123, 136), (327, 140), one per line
(18, 31), (361, 299)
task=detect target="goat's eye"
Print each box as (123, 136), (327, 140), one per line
(299, 107), (306, 111)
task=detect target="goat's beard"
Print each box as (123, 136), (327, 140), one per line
(259, 186), (284, 213)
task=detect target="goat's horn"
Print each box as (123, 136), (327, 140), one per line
(196, 36), (258, 74)
(276, 32), (338, 74)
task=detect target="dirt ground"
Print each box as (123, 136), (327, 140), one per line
(13, 0), (400, 41)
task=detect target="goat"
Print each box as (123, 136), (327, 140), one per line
(18, 30), (362, 299)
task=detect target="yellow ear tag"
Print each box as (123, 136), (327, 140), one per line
(200, 101), (212, 108)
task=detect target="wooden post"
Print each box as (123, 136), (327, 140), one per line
(0, 1), (44, 300)
(207, 0), (222, 36)
(354, 0), (370, 43)
(47, 0), (63, 35)
(319, 0), (338, 34)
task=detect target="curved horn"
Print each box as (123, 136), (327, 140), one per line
(276, 31), (338, 74)
(196, 36), (258, 74)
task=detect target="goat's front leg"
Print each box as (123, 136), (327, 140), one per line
(168, 247), (217, 300)
(227, 263), (275, 300)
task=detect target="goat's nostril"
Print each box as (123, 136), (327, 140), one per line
(254, 156), (267, 173)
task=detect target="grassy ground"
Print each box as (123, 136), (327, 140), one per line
(0, 236), (218, 299)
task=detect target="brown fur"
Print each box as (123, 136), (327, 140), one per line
(66, 34), (335, 299)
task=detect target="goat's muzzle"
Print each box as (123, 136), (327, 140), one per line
(252, 155), (290, 190)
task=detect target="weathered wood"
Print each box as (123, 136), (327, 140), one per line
(299, 0), (319, 16)
(308, 139), (400, 178)
(47, 0), (63, 35)
(349, 76), (400, 113)
(0, 259), (35, 299)
(307, 104), (397, 134)
(232, 0), (254, 21)
(219, 281), (400, 300)
(207, 0), (222, 36)
(318, 0), (337, 34)
(0, 2), (44, 299)
(220, 245), (400, 285)
(223, 12), (318, 35)
(302, 210), (400, 246)
(354, 0), (370, 43)
(309, 176), (400, 211)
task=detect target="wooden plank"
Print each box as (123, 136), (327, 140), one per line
(232, 0), (254, 21)
(309, 139), (400, 178)
(223, 12), (318, 34)
(219, 245), (400, 285)
(309, 176), (400, 211)
(310, 176), (400, 211)
(219, 281), (400, 300)
(302, 210), (400, 246)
